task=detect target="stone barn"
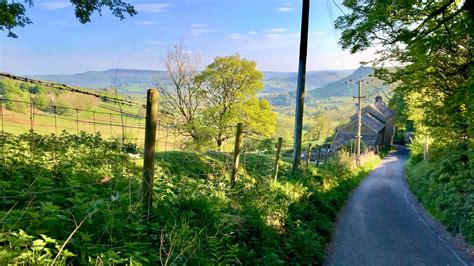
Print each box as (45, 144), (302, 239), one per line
(330, 96), (395, 151)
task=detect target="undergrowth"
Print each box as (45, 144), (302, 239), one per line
(406, 146), (473, 244)
(0, 132), (381, 264)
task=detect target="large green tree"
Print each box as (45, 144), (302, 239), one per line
(1, 0), (135, 38)
(195, 55), (276, 149)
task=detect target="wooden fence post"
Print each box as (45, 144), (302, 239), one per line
(324, 145), (329, 164)
(53, 106), (57, 135)
(0, 98), (3, 133)
(29, 89), (33, 131)
(142, 88), (159, 217)
(75, 109), (79, 134)
(230, 123), (243, 188)
(272, 137), (283, 181)
(93, 111), (96, 133)
(305, 143), (312, 167)
(316, 145), (322, 166)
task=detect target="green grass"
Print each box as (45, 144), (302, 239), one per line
(406, 154), (474, 244)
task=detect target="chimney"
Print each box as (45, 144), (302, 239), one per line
(375, 95), (383, 104)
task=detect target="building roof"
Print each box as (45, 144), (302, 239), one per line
(350, 102), (395, 123)
(372, 101), (395, 118)
(330, 96), (395, 151)
(362, 112), (385, 132)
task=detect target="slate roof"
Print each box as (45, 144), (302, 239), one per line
(350, 102), (394, 123)
(361, 112), (385, 132)
(330, 96), (395, 151)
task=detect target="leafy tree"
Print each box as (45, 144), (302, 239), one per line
(1, 0), (136, 38)
(305, 114), (333, 142)
(158, 42), (210, 149)
(196, 55), (276, 149)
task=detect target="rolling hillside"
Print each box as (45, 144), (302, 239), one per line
(29, 69), (353, 95)
(30, 69), (167, 94)
(27, 67), (392, 109)
(264, 66), (392, 107)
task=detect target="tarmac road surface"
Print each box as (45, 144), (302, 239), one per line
(325, 146), (472, 266)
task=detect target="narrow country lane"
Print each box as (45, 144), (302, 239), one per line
(325, 147), (473, 266)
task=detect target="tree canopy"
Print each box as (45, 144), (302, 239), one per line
(195, 54), (276, 149)
(1, 0), (136, 38)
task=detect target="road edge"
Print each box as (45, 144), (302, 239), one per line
(401, 161), (474, 264)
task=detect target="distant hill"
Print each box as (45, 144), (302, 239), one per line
(308, 66), (390, 99)
(263, 70), (352, 94)
(29, 69), (353, 95)
(27, 67), (391, 108)
(29, 69), (167, 94)
(264, 66), (392, 107)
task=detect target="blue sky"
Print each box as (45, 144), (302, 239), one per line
(0, 0), (375, 75)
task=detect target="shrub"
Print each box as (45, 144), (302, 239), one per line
(407, 146), (473, 243)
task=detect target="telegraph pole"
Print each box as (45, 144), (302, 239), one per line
(292, 0), (310, 173)
(353, 80), (366, 166)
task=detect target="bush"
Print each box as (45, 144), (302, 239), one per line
(407, 146), (473, 243)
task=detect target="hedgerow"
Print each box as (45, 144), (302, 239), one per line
(406, 144), (474, 244)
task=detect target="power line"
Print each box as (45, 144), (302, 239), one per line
(325, 0), (346, 69)
(332, 0), (346, 15)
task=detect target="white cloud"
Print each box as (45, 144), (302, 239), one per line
(188, 24), (214, 37)
(226, 33), (244, 40)
(267, 28), (286, 33)
(264, 33), (282, 39)
(249, 31), (257, 35)
(276, 3), (294, 12)
(134, 3), (172, 13)
(277, 7), (294, 12)
(190, 23), (206, 28)
(38, 1), (69, 10)
(136, 21), (157, 26)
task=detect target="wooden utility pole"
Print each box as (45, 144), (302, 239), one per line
(142, 88), (158, 217)
(272, 137), (283, 181)
(292, 0), (310, 173)
(230, 123), (244, 188)
(353, 80), (365, 167)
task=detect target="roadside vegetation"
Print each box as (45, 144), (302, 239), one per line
(0, 132), (380, 264)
